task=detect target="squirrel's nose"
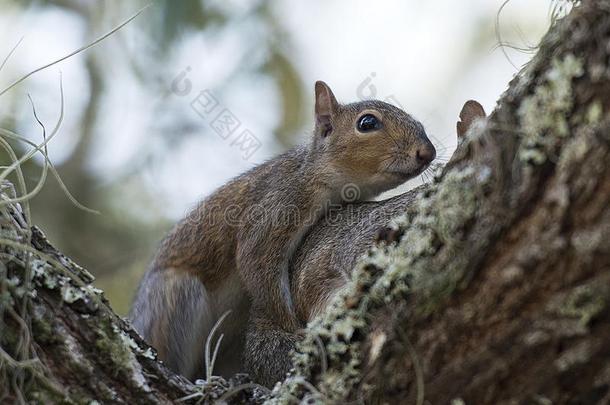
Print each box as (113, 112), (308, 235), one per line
(416, 144), (436, 165)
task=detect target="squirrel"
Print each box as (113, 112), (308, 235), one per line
(293, 100), (487, 324)
(285, 99), (487, 379)
(129, 81), (436, 385)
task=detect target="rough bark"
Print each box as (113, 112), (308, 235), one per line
(1, 1), (609, 404)
(0, 188), (266, 403)
(276, 1), (610, 403)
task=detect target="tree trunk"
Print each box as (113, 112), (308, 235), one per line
(1, 1), (609, 404)
(277, 1), (610, 403)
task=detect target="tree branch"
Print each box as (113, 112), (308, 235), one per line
(1, 1), (609, 404)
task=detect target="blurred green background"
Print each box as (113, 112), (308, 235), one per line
(0, 0), (560, 314)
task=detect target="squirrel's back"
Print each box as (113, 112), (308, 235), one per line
(129, 145), (312, 378)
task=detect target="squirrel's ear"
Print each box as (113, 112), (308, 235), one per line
(456, 100), (486, 138)
(314, 81), (338, 137)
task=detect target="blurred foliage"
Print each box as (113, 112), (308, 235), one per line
(0, 0), (307, 314)
(156, 0), (226, 45)
(258, 1), (306, 146)
(0, 0), (555, 315)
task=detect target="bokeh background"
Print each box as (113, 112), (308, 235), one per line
(0, 0), (568, 314)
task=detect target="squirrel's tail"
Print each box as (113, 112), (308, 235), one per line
(129, 267), (248, 379)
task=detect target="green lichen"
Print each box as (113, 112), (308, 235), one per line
(112, 324), (156, 360)
(30, 256), (103, 308)
(518, 53), (584, 164)
(557, 284), (607, 326)
(382, 165), (483, 310)
(570, 227), (602, 255)
(26, 390), (77, 405)
(2, 192), (156, 402)
(91, 320), (154, 396)
(61, 284), (87, 303)
(60, 284), (102, 305)
(429, 166), (478, 243)
(32, 258), (64, 290)
(31, 314), (59, 345)
(95, 327), (132, 376)
(586, 100), (603, 125)
(275, 163), (490, 402)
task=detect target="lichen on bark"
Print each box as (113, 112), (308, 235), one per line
(271, 2), (610, 403)
(518, 53), (584, 164)
(0, 185), (203, 403)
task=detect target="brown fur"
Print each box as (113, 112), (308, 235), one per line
(456, 100), (486, 138)
(243, 189), (424, 386)
(291, 191), (421, 323)
(129, 81), (436, 385)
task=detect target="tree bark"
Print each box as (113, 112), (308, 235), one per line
(0, 192), (265, 403)
(1, 1), (609, 404)
(277, 1), (610, 403)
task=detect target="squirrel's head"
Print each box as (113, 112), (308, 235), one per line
(311, 80), (436, 200)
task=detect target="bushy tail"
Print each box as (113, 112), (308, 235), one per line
(129, 267), (248, 379)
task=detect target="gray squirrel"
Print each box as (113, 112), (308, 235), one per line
(129, 81), (438, 386)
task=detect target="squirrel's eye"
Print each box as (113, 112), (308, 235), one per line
(357, 114), (381, 133)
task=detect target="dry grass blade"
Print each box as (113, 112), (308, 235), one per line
(0, 75), (64, 184)
(0, 75), (99, 214)
(0, 139), (29, 223)
(495, 0), (519, 70)
(3, 95), (51, 205)
(0, 36), (24, 73)
(0, 128), (99, 214)
(0, 4), (151, 98)
(204, 310), (231, 381)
